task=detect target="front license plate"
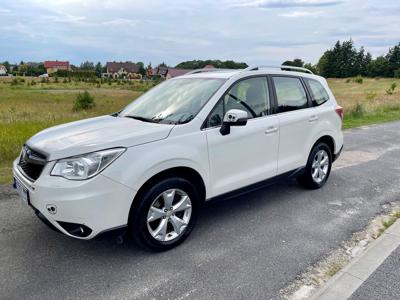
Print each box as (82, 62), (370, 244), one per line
(13, 177), (29, 205)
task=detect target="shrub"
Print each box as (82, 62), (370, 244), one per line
(54, 76), (59, 83)
(365, 91), (377, 101)
(10, 78), (19, 86)
(73, 91), (95, 111)
(350, 103), (365, 118)
(354, 75), (363, 84)
(394, 69), (400, 78)
(30, 80), (36, 86)
(345, 78), (351, 83)
(63, 78), (68, 83)
(386, 82), (397, 95)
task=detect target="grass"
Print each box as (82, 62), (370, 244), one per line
(328, 77), (400, 129)
(1, 76), (400, 184)
(0, 77), (156, 184)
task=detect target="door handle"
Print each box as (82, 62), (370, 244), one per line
(308, 115), (319, 122)
(265, 126), (278, 134)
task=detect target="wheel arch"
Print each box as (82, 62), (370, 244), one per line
(313, 135), (335, 156)
(128, 166), (206, 223)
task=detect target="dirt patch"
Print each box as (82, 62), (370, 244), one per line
(280, 201), (400, 300)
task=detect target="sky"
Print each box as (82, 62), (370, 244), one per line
(0, 0), (399, 66)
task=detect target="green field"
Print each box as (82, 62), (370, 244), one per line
(1, 77), (399, 184)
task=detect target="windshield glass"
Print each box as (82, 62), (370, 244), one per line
(119, 78), (225, 124)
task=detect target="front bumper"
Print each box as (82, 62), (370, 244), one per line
(13, 159), (136, 240)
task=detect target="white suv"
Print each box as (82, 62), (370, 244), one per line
(13, 66), (343, 251)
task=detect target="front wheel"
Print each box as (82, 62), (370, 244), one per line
(297, 142), (332, 189)
(129, 177), (199, 251)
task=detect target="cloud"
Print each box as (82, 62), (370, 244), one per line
(0, 0), (398, 66)
(44, 13), (86, 24)
(279, 10), (323, 17)
(102, 18), (140, 27)
(0, 8), (11, 14)
(227, 0), (343, 8)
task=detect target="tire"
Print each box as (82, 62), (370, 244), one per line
(297, 142), (332, 189)
(129, 177), (199, 251)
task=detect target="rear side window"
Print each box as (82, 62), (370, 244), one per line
(272, 77), (308, 113)
(304, 78), (329, 106)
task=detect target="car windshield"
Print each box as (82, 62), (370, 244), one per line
(119, 78), (225, 124)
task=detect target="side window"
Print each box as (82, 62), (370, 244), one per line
(207, 77), (270, 127)
(272, 77), (308, 113)
(304, 78), (329, 106)
(208, 99), (224, 127)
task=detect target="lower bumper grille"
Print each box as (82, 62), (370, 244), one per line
(18, 145), (47, 181)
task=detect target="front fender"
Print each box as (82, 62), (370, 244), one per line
(102, 131), (210, 197)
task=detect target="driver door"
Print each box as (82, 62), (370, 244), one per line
(204, 76), (279, 197)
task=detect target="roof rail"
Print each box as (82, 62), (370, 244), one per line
(243, 65), (314, 74)
(186, 68), (237, 75)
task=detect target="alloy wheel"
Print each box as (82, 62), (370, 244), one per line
(147, 189), (192, 242)
(311, 149), (329, 183)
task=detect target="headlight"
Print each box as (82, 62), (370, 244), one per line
(51, 148), (126, 180)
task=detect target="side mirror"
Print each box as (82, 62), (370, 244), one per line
(220, 109), (248, 136)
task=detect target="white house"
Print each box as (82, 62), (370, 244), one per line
(0, 65), (7, 76)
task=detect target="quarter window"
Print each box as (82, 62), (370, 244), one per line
(304, 78), (329, 106)
(207, 77), (270, 127)
(272, 77), (308, 113)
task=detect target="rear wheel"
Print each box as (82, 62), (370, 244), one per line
(297, 142), (332, 189)
(129, 177), (199, 251)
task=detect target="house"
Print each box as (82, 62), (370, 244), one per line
(0, 65), (7, 76)
(104, 62), (141, 79)
(165, 68), (192, 79)
(146, 67), (158, 77)
(156, 67), (192, 79)
(44, 61), (70, 74)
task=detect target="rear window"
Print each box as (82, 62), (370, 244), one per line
(304, 78), (329, 106)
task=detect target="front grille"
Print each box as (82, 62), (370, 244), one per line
(18, 145), (47, 181)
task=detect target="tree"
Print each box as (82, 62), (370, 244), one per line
(317, 39), (372, 78)
(367, 56), (388, 77)
(282, 58), (304, 67)
(136, 61), (146, 76)
(386, 43), (400, 77)
(18, 62), (28, 76)
(303, 63), (318, 74)
(95, 62), (103, 77)
(80, 61), (95, 70)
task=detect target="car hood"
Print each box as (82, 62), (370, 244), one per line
(26, 115), (174, 160)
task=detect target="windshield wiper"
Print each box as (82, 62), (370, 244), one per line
(123, 115), (160, 123)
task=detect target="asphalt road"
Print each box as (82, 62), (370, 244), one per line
(1, 121), (400, 300)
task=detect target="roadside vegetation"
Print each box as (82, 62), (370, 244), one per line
(329, 77), (400, 129)
(0, 78), (155, 184)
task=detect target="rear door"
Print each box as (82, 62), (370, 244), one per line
(271, 76), (315, 174)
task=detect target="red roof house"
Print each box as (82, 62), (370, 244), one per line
(44, 61), (70, 74)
